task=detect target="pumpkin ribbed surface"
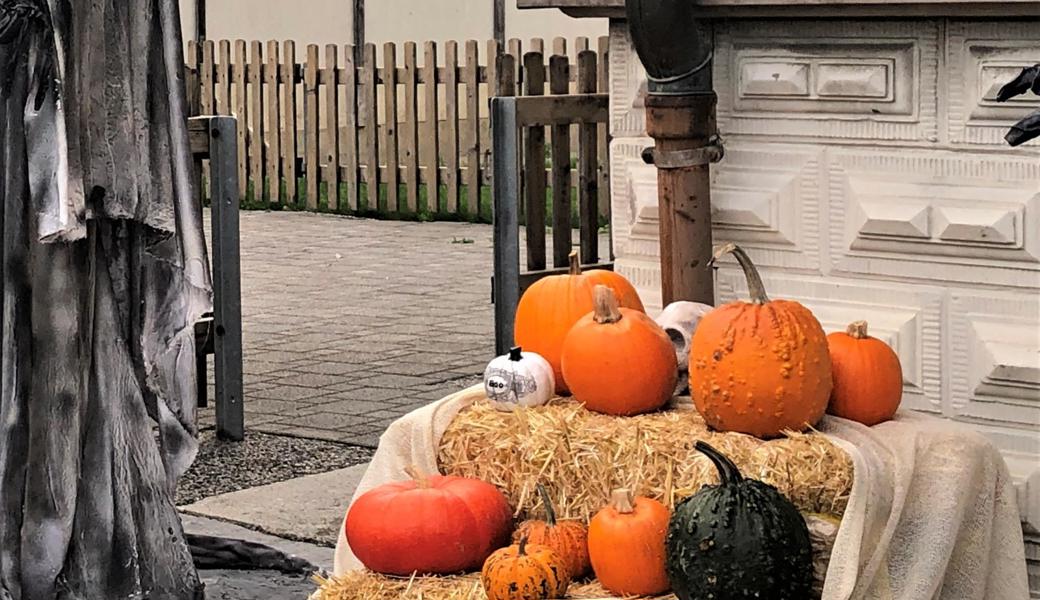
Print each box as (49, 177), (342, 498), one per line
(513, 484), (590, 579)
(482, 538), (570, 600)
(588, 489), (671, 597)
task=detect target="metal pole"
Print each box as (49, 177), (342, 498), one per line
(491, 97), (520, 356)
(209, 116), (244, 441)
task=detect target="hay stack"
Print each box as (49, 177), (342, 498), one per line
(437, 397), (852, 522)
(313, 572), (659, 600)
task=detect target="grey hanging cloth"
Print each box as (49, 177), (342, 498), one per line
(0, 0), (212, 597)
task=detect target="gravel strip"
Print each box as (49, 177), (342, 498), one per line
(177, 430), (373, 506)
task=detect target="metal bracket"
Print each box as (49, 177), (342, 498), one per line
(642, 134), (725, 168)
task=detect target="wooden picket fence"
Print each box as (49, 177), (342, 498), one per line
(185, 36), (610, 223)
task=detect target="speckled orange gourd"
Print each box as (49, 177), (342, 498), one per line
(513, 484), (590, 579)
(689, 244), (832, 438)
(481, 536), (570, 600)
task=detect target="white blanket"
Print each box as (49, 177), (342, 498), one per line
(333, 385), (1029, 600)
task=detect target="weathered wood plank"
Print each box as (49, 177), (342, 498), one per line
(529, 38), (545, 55)
(514, 94), (608, 126)
(597, 35), (612, 257)
(216, 40), (231, 115)
(361, 43), (379, 211)
(305, 44), (321, 209)
(343, 44), (360, 211)
(463, 40), (480, 217)
(522, 51), (547, 272)
(577, 50), (598, 264)
(282, 40), (298, 205)
(233, 40), (248, 197)
(186, 41), (200, 115)
(201, 40), (215, 114)
(402, 42), (420, 214)
(248, 41), (264, 204)
(549, 54), (571, 268)
(552, 37), (567, 57)
(265, 40), (281, 204)
(486, 39), (500, 96)
(443, 41), (460, 214)
(496, 53), (516, 97)
(422, 41), (441, 214)
(383, 42), (400, 212)
(325, 45), (341, 211)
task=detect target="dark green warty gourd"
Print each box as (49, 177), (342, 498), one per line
(665, 441), (814, 600)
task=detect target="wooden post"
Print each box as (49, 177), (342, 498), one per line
(493, 0), (505, 49)
(644, 94), (716, 306)
(352, 0), (365, 61)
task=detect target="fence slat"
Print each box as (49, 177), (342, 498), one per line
(282, 41), (299, 205)
(402, 42), (420, 214)
(201, 40), (215, 114)
(265, 40), (281, 204)
(343, 44), (360, 212)
(423, 42), (441, 214)
(496, 54), (516, 97)
(552, 37), (567, 58)
(549, 55), (571, 268)
(305, 44), (321, 209)
(529, 38), (544, 55)
(186, 41), (200, 115)
(444, 41), (460, 214)
(463, 40), (480, 217)
(487, 39), (501, 95)
(577, 50), (598, 265)
(248, 41), (264, 204)
(234, 40), (248, 197)
(325, 45), (341, 211)
(575, 37), (590, 53)
(216, 40), (231, 115)
(522, 51), (547, 272)
(383, 42), (400, 212)
(361, 43), (379, 212)
(597, 35), (612, 259)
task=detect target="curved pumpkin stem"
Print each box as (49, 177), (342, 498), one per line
(847, 320), (869, 339)
(709, 243), (770, 305)
(695, 441), (744, 485)
(517, 534), (529, 556)
(404, 464), (431, 489)
(610, 488), (635, 514)
(593, 285), (623, 324)
(569, 250), (581, 276)
(536, 483), (558, 526)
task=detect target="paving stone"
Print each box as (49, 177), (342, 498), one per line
(249, 384), (332, 402)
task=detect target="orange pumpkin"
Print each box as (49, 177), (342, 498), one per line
(482, 535), (571, 600)
(587, 489), (671, 596)
(514, 252), (644, 394)
(584, 269), (645, 313)
(561, 286), (676, 416)
(514, 484), (590, 579)
(827, 320), (903, 426)
(689, 243), (832, 438)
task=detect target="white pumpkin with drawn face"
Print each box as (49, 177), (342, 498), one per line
(483, 347), (555, 411)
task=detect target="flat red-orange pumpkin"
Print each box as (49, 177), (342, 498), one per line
(345, 467), (513, 575)
(514, 252), (644, 394)
(689, 244), (832, 438)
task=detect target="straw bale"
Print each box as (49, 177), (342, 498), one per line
(437, 397), (852, 522)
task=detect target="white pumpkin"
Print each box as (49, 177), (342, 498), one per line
(483, 346), (554, 411)
(655, 301), (714, 396)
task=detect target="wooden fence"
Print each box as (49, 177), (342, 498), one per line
(185, 36), (611, 223)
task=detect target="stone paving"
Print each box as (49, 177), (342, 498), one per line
(198, 211), (497, 447)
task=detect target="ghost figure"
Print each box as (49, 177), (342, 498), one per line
(655, 301), (714, 396)
(483, 347), (555, 411)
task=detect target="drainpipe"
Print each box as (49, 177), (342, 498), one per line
(626, 0), (721, 307)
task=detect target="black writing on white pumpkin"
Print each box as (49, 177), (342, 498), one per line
(485, 367), (539, 404)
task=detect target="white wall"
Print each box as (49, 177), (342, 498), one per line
(180, 0), (606, 55)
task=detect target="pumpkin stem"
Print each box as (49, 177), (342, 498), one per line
(404, 464), (431, 489)
(695, 441), (744, 485)
(593, 285), (623, 324)
(709, 243), (770, 305)
(568, 250), (581, 276)
(517, 534), (529, 556)
(847, 320), (869, 339)
(536, 483), (558, 526)
(610, 488), (635, 514)
(509, 346), (524, 361)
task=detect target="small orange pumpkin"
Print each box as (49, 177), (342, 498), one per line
(561, 286), (677, 416)
(514, 252), (644, 394)
(482, 535), (571, 600)
(827, 320), (903, 426)
(514, 484), (590, 579)
(689, 243), (832, 438)
(587, 489), (671, 597)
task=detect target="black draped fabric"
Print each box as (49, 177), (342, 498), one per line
(0, 0), (211, 597)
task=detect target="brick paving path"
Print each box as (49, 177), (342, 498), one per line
(198, 211), (496, 447)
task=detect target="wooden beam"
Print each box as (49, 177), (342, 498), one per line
(493, 0), (506, 48)
(352, 0), (365, 61)
(195, 0), (206, 41)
